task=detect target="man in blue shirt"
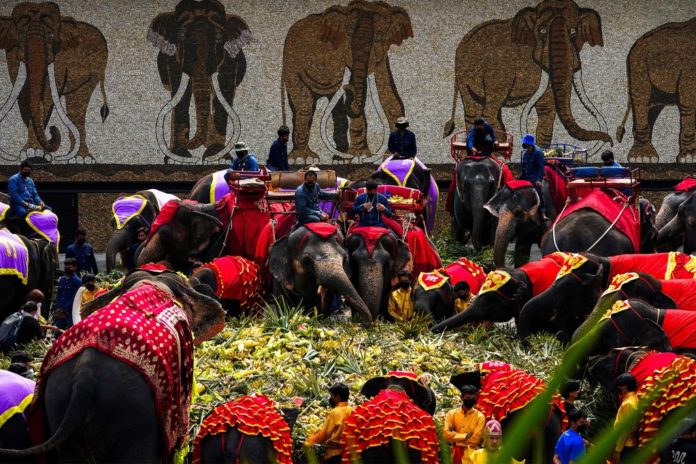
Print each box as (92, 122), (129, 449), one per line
(601, 149), (622, 167)
(519, 133), (547, 219)
(553, 409), (589, 464)
(65, 228), (99, 275)
(466, 118), (497, 156)
(229, 142), (259, 171)
(350, 180), (392, 228)
(266, 125), (290, 171)
(7, 161), (45, 218)
(388, 117), (417, 159)
(54, 258), (82, 329)
(294, 171), (335, 225)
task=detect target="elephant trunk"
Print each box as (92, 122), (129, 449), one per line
(106, 228), (131, 272)
(345, 14), (374, 118)
(356, 259), (387, 319)
(184, 76), (211, 150)
(548, 18), (612, 145)
(315, 261), (372, 325)
(25, 34), (60, 153)
(492, 210), (516, 268)
(656, 215), (684, 247)
(571, 293), (619, 344)
(470, 187), (489, 250)
(136, 234), (165, 267)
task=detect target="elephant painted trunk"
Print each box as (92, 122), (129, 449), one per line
(346, 13), (374, 118)
(548, 18), (611, 145)
(25, 32), (60, 153)
(492, 211), (516, 268)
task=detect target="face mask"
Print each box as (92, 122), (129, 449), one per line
(463, 398), (477, 409)
(65, 268), (74, 275)
(21, 171), (30, 178)
(305, 181), (315, 189)
(329, 397), (337, 407)
(22, 369), (35, 380)
(397, 282), (410, 290)
(77, 239), (86, 245)
(577, 424), (588, 434)
(86, 283), (96, 291)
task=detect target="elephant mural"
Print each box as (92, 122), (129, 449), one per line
(656, 181), (696, 254)
(269, 223), (373, 325)
(281, 0), (413, 163)
(0, 2), (109, 164)
(345, 227), (411, 319)
(443, 0), (612, 155)
(615, 17), (696, 163)
(148, 0), (254, 164)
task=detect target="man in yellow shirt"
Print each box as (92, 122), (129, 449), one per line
(612, 373), (639, 463)
(305, 383), (353, 463)
(388, 271), (414, 321)
(453, 281), (473, 314)
(443, 384), (486, 464)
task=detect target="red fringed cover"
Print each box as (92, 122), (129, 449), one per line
(631, 354), (696, 447)
(253, 207), (297, 269)
(304, 221), (340, 239)
(191, 394), (293, 464)
(662, 311), (696, 348)
(29, 284), (193, 460)
(519, 252), (569, 296)
(215, 192), (278, 260)
(340, 389), (439, 464)
(148, 199), (198, 239)
(348, 226), (392, 256)
(557, 189), (640, 252)
(506, 180), (533, 190)
(660, 279), (696, 309)
(675, 177), (696, 192)
(544, 165), (568, 214)
(443, 257), (486, 294)
(201, 256), (262, 310)
(608, 252), (696, 280)
(405, 226), (442, 278)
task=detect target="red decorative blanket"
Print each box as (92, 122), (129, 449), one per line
(404, 226), (442, 278)
(348, 226), (392, 256)
(340, 389), (439, 464)
(544, 165), (568, 214)
(631, 354), (696, 447)
(609, 252), (696, 280)
(557, 189), (640, 252)
(662, 311), (696, 349)
(304, 221), (340, 239)
(149, 199), (198, 239)
(215, 191), (278, 260)
(519, 252), (569, 296)
(253, 207), (297, 269)
(675, 177), (696, 192)
(191, 394), (293, 464)
(506, 180), (533, 190)
(419, 257), (486, 293)
(30, 284), (193, 461)
(200, 256), (262, 310)
(660, 279), (696, 308)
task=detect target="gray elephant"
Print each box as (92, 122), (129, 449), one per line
(345, 227), (411, 319)
(107, 189), (178, 271)
(656, 180), (696, 254)
(269, 223), (373, 325)
(0, 268), (225, 463)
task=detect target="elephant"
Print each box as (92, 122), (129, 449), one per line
(345, 227), (411, 319)
(519, 252), (696, 342)
(269, 223), (373, 325)
(0, 2), (109, 164)
(0, 230), (57, 321)
(656, 187), (696, 254)
(191, 255), (263, 317)
(147, 0), (254, 164)
(450, 363), (563, 463)
(431, 252), (569, 333)
(193, 395), (298, 464)
(281, 0), (413, 163)
(106, 189), (178, 271)
(0, 270), (225, 463)
(442, 0), (612, 155)
(615, 18), (696, 163)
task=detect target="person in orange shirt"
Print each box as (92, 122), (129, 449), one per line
(612, 373), (640, 463)
(444, 383), (486, 464)
(305, 383), (353, 463)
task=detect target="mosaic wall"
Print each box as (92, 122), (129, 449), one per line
(0, 0), (694, 167)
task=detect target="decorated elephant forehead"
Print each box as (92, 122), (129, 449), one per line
(0, 202), (8, 222)
(603, 272), (640, 295)
(478, 270), (512, 295)
(26, 210), (60, 247)
(417, 270), (449, 291)
(600, 300), (632, 322)
(556, 253), (588, 279)
(113, 195), (148, 230)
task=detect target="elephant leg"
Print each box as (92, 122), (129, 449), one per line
(206, 78), (233, 160)
(513, 239), (533, 267)
(461, 86), (483, 129)
(348, 112), (371, 158)
(482, 94), (507, 134)
(287, 86), (320, 163)
(331, 95), (349, 153)
(64, 81), (97, 162)
(374, 59), (406, 127)
(627, 71), (659, 162)
(17, 90), (45, 157)
(677, 79), (696, 163)
(534, 87), (556, 146)
(171, 75), (194, 159)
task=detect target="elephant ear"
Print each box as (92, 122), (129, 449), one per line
(58, 17), (80, 51)
(511, 7), (537, 45)
(319, 5), (349, 49)
(224, 14), (255, 59)
(147, 12), (177, 56)
(386, 6), (413, 47)
(269, 236), (293, 290)
(0, 17), (17, 50)
(576, 8), (603, 49)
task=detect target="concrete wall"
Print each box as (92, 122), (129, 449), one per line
(0, 0), (695, 168)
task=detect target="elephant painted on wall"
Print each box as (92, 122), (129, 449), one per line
(0, 2), (109, 164)
(443, 0), (612, 155)
(616, 17), (696, 163)
(281, 0), (413, 163)
(148, 0), (254, 164)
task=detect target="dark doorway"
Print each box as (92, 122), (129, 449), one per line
(41, 193), (78, 253)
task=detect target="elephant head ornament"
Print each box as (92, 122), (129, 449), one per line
(148, 0), (254, 163)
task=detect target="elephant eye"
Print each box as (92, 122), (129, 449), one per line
(569, 27), (577, 36)
(539, 26), (548, 35)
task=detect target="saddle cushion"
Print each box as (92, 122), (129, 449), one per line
(0, 229), (29, 284)
(348, 226), (391, 256)
(674, 177), (696, 192)
(113, 195), (148, 230)
(0, 370), (34, 429)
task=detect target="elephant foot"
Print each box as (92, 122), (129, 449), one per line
(288, 148), (320, 165)
(627, 143), (659, 163)
(677, 147), (696, 163)
(331, 154), (353, 165)
(202, 143), (225, 160)
(21, 148), (52, 164)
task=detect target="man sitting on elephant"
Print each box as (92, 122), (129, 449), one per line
(266, 125), (290, 172)
(388, 117), (417, 159)
(7, 161), (46, 220)
(295, 171), (335, 226)
(467, 118), (498, 157)
(350, 180), (393, 228)
(520, 134), (547, 220)
(229, 142), (259, 171)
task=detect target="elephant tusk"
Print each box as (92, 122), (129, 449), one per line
(573, 70), (609, 156)
(0, 61), (27, 162)
(205, 71), (240, 162)
(519, 70), (549, 136)
(155, 72), (200, 164)
(320, 67), (351, 158)
(368, 72), (391, 155)
(48, 63), (81, 162)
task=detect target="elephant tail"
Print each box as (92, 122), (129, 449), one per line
(281, 75), (287, 126)
(615, 89), (630, 143)
(99, 77), (110, 123)
(442, 75), (459, 138)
